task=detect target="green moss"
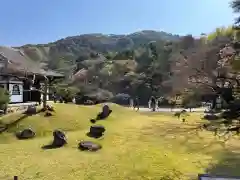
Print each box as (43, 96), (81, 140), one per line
(0, 104), (239, 179)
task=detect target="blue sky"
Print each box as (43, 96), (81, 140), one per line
(0, 0), (236, 46)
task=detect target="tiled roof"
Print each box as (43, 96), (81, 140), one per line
(0, 46), (63, 77)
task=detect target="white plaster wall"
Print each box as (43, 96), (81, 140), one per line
(9, 83), (23, 103)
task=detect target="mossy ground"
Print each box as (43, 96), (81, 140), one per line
(0, 103), (239, 180)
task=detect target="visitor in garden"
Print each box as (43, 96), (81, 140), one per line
(149, 96), (156, 111)
(129, 98), (134, 109)
(133, 97), (139, 111)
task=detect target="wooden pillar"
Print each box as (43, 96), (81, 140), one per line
(43, 76), (48, 110)
(48, 79), (53, 101)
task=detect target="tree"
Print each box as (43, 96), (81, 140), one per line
(0, 88), (10, 110)
(52, 84), (79, 103)
(231, 0), (240, 25)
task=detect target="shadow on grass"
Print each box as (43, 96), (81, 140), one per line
(205, 151), (240, 176)
(141, 122), (227, 153)
(41, 140), (67, 150)
(140, 119), (240, 176)
(86, 132), (104, 139)
(0, 109), (43, 134)
(41, 144), (63, 150)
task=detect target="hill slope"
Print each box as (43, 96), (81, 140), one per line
(0, 103), (240, 179)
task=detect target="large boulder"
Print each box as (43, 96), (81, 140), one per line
(16, 128), (36, 140)
(52, 130), (67, 147)
(102, 105), (110, 114)
(78, 141), (102, 151)
(96, 105), (112, 120)
(87, 125), (105, 138)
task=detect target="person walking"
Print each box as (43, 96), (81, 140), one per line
(150, 96), (156, 111)
(148, 98), (152, 109)
(53, 92), (57, 103)
(133, 97), (139, 111)
(129, 98), (134, 109)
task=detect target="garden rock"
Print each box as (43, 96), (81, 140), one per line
(103, 105), (110, 114)
(16, 128), (36, 139)
(203, 114), (220, 120)
(78, 141), (102, 151)
(181, 109), (187, 113)
(46, 104), (55, 112)
(0, 125), (6, 133)
(59, 97), (63, 103)
(41, 130), (67, 149)
(44, 112), (53, 117)
(174, 112), (182, 119)
(52, 130), (67, 147)
(90, 119), (96, 123)
(84, 100), (95, 105)
(87, 125), (105, 138)
(0, 110), (4, 116)
(174, 112), (181, 116)
(25, 105), (37, 115)
(221, 110), (240, 120)
(96, 105), (112, 120)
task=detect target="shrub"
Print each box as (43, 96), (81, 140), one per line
(157, 97), (171, 107)
(0, 88), (10, 110)
(182, 91), (202, 108)
(75, 89), (113, 105)
(110, 93), (131, 105)
(53, 85), (79, 103)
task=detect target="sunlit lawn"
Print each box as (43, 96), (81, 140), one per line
(0, 103), (239, 180)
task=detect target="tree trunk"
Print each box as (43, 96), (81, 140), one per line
(212, 97), (216, 109)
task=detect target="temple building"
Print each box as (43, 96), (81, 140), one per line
(0, 46), (64, 104)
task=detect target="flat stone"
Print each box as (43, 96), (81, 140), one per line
(16, 128), (36, 139)
(87, 125), (105, 138)
(90, 125), (105, 133)
(44, 112), (53, 117)
(78, 141), (102, 151)
(203, 114), (220, 120)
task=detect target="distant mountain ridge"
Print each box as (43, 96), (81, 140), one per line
(6, 30), (181, 74)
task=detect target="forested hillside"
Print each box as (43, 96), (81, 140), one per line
(13, 30), (181, 103)
(8, 1), (240, 106)
(13, 28), (239, 105)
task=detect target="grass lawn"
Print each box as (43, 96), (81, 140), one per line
(0, 103), (240, 180)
